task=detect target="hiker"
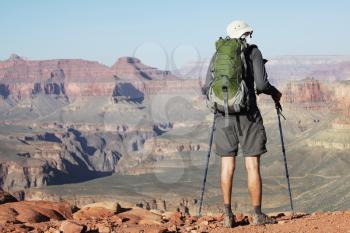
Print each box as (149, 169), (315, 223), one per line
(201, 20), (282, 227)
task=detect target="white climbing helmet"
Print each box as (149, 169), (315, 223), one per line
(226, 20), (253, 39)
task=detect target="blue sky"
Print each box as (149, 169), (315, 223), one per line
(1, 0), (350, 69)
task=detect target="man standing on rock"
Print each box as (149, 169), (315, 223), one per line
(202, 20), (282, 227)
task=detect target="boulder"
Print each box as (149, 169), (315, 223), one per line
(14, 207), (50, 223)
(21, 201), (73, 220)
(59, 220), (87, 233)
(0, 206), (18, 224)
(80, 201), (121, 214)
(0, 200), (72, 224)
(0, 189), (18, 204)
(118, 207), (162, 225)
(73, 207), (114, 221)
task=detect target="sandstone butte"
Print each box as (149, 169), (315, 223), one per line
(0, 54), (199, 100)
(0, 189), (349, 233)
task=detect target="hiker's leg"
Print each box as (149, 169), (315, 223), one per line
(221, 156), (236, 205)
(245, 156), (262, 208)
(245, 155), (276, 224)
(221, 156), (236, 227)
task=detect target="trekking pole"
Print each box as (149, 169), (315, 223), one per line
(198, 113), (216, 216)
(275, 103), (294, 212)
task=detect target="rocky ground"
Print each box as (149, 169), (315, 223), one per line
(1, 189), (349, 233)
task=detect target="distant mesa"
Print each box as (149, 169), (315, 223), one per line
(0, 54), (181, 101)
(266, 55), (350, 82)
(7, 53), (24, 61)
(112, 56), (176, 80)
(117, 57), (141, 64)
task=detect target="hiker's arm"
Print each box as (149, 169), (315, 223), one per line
(201, 53), (215, 95)
(251, 48), (281, 101)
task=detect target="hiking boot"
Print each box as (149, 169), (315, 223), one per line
(223, 214), (235, 228)
(252, 213), (277, 225)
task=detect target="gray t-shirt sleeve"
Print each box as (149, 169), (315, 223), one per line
(250, 47), (280, 96)
(250, 47), (271, 92)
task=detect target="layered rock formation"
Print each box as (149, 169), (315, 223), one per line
(112, 57), (176, 80)
(0, 55), (113, 101)
(282, 77), (332, 110)
(0, 128), (122, 191)
(0, 54), (193, 191)
(0, 54), (113, 82)
(0, 54), (114, 101)
(112, 81), (144, 103)
(0, 55), (202, 104)
(333, 81), (350, 110)
(266, 55), (350, 82)
(143, 138), (205, 156)
(283, 78), (329, 103)
(279, 77), (350, 117)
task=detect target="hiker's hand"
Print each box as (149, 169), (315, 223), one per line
(275, 101), (283, 112)
(273, 89), (282, 112)
(272, 89), (282, 103)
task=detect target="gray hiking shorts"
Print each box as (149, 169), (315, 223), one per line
(214, 109), (267, 157)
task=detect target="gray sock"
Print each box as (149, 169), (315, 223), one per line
(224, 204), (233, 216)
(253, 205), (262, 215)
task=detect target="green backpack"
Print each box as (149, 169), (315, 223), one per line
(208, 37), (248, 118)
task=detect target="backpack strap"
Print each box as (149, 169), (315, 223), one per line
(244, 44), (258, 61)
(240, 40), (248, 78)
(222, 76), (229, 127)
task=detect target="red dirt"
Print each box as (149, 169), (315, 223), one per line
(210, 211), (350, 233)
(0, 199), (349, 233)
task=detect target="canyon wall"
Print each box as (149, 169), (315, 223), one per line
(1, 54), (350, 192)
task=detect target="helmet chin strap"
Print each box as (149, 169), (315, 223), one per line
(240, 32), (253, 44)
